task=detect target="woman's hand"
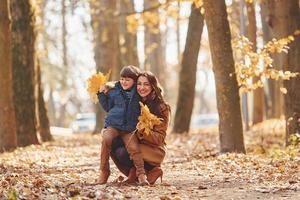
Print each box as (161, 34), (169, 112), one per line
(137, 129), (145, 140)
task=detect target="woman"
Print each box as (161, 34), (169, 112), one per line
(110, 71), (171, 185)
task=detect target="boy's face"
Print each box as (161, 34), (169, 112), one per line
(120, 77), (134, 90)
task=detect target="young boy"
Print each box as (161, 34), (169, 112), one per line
(97, 65), (148, 185)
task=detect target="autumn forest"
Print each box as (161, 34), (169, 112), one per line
(0, 0), (300, 199)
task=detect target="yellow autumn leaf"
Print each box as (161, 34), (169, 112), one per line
(126, 14), (139, 34)
(86, 71), (111, 103)
(233, 34), (298, 92)
(137, 102), (162, 136)
(194, 0), (203, 8)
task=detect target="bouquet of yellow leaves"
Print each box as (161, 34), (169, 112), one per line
(86, 71), (110, 103)
(137, 102), (162, 136)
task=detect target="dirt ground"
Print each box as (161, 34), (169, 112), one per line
(1, 121), (300, 199)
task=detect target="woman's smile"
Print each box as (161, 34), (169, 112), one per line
(137, 76), (152, 97)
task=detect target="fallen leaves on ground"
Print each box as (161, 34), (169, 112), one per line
(1, 119), (300, 199)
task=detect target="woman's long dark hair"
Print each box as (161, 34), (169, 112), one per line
(137, 71), (164, 102)
(137, 71), (170, 117)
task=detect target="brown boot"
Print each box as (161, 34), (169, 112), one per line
(124, 167), (137, 184)
(137, 174), (149, 186)
(147, 167), (163, 185)
(98, 170), (110, 184)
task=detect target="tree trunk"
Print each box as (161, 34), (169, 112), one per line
(260, 1), (274, 119)
(176, 1), (181, 61)
(0, 0), (18, 152)
(47, 88), (56, 125)
(62, 0), (68, 76)
(90, 0), (120, 133)
(266, 0), (285, 118)
(119, 0), (139, 67)
(36, 60), (53, 142)
(56, 0), (68, 127)
(203, 0), (245, 153)
(10, 0), (39, 147)
(246, 2), (264, 124)
(240, 0), (250, 130)
(268, 0), (300, 145)
(198, 69), (210, 114)
(144, 0), (165, 88)
(284, 1), (300, 145)
(172, 4), (204, 134)
(228, 0), (241, 38)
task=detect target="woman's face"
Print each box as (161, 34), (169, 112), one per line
(137, 76), (152, 98)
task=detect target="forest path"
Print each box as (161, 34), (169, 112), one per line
(1, 124), (300, 199)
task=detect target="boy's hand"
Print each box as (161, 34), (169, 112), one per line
(99, 85), (108, 94)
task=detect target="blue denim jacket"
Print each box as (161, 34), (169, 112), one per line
(97, 82), (141, 132)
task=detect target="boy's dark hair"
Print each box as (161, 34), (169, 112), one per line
(120, 65), (141, 81)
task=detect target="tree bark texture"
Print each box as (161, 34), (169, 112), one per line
(47, 88), (56, 125)
(203, 0), (246, 153)
(10, 0), (39, 146)
(240, 0), (250, 130)
(268, 0), (300, 145)
(119, 0), (139, 67)
(35, 60), (52, 142)
(260, 1), (274, 119)
(172, 4), (204, 133)
(246, 2), (264, 124)
(176, 1), (181, 61)
(55, 0), (68, 127)
(144, 0), (166, 87)
(284, 1), (300, 144)
(90, 0), (120, 80)
(265, 0), (285, 118)
(90, 0), (120, 133)
(0, 0), (18, 152)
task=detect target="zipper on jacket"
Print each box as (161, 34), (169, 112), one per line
(120, 89), (128, 126)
